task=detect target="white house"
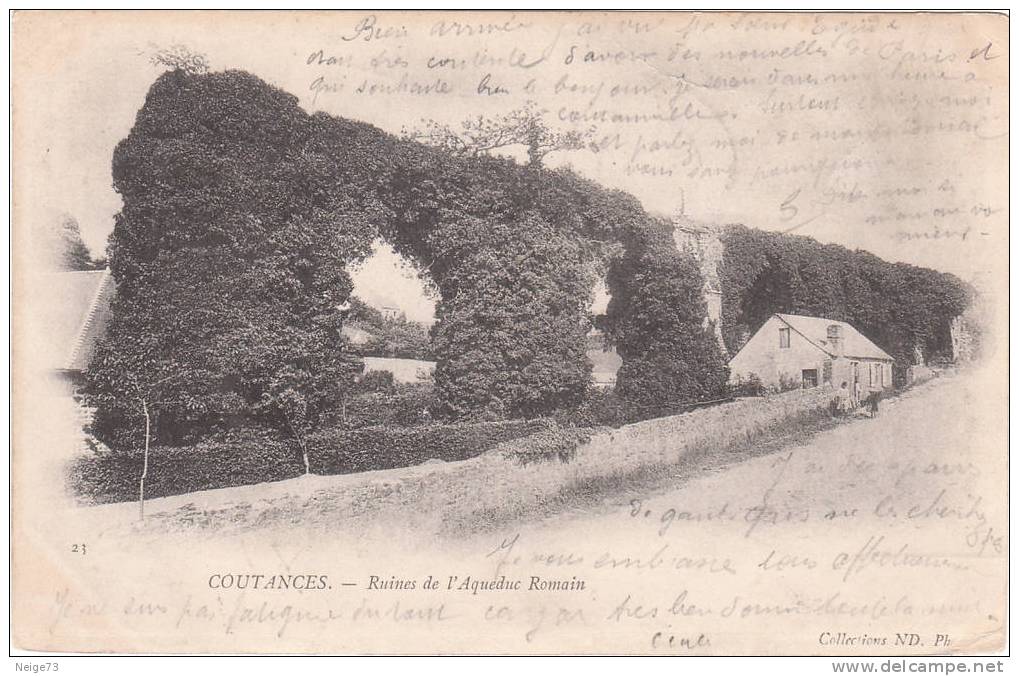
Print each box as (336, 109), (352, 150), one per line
(41, 269), (115, 454)
(728, 313), (894, 393)
(46, 269), (115, 386)
(380, 305), (404, 321)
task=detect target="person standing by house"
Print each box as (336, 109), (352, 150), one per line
(832, 381), (851, 418)
(867, 388), (882, 418)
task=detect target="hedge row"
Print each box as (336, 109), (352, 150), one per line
(68, 419), (549, 505)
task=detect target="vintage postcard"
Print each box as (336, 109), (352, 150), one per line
(10, 10), (1008, 655)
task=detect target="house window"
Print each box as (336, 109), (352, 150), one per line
(779, 327), (790, 348)
(801, 369), (818, 389)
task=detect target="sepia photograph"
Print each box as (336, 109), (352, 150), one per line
(8, 9), (1009, 660)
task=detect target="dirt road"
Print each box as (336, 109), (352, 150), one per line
(33, 369), (1004, 654)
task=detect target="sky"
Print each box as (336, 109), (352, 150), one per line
(348, 241), (437, 324)
(13, 12), (1007, 325)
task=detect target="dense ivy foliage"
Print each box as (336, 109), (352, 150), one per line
(88, 71), (380, 448)
(85, 68), (733, 447)
(382, 144), (728, 418)
(605, 218), (729, 414)
(89, 68), (972, 451)
(428, 210), (594, 418)
(719, 224), (971, 372)
(376, 146), (596, 418)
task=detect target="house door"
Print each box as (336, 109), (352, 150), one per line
(801, 369), (818, 389)
(850, 361), (859, 390)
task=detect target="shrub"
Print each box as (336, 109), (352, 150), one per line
(558, 388), (636, 428)
(776, 372), (802, 393)
(495, 421), (594, 466)
(730, 372), (765, 397)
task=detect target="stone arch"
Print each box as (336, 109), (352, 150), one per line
(92, 68), (725, 443)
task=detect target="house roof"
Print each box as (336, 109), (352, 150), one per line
(46, 269), (115, 372)
(774, 313), (893, 361)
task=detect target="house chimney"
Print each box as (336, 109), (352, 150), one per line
(827, 324), (843, 358)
